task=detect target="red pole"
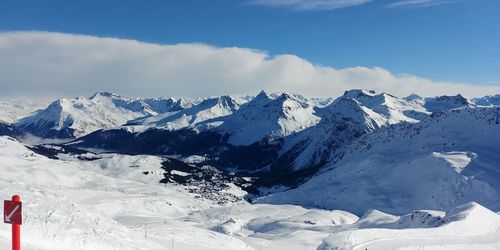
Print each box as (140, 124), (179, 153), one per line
(12, 195), (20, 250)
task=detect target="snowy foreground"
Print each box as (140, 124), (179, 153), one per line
(1, 137), (499, 250)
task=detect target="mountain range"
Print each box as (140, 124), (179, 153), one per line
(1, 89), (500, 214)
(1, 89), (500, 249)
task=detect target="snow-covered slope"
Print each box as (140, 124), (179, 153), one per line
(1, 135), (499, 250)
(0, 136), (251, 250)
(259, 107), (500, 214)
(318, 202), (500, 250)
(215, 91), (321, 145)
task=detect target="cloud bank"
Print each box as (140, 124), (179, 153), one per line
(0, 31), (498, 100)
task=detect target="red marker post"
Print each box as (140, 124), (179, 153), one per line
(4, 195), (22, 250)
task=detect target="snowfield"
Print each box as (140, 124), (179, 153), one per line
(0, 136), (249, 250)
(1, 136), (500, 250)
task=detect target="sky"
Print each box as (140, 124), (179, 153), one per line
(0, 0), (499, 99)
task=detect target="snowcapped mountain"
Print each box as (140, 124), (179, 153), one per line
(405, 93), (476, 112)
(14, 92), (192, 139)
(473, 94), (500, 106)
(272, 89), (429, 171)
(142, 96), (193, 113)
(215, 91), (321, 145)
(259, 106), (500, 214)
(131, 95), (244, 131)
(11, 90), (482, 142)
(126, 91), (321, 146)
(269, 90), (481, 173)
(341, 89), (427, 123)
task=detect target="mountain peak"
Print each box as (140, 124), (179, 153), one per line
(254, 90), (272, 101)
(275, 92), (308, 103)
(424, 94), (475, 112)
(48, 98), (71, 110)
(405, 94), (423, 102)
(196, 95), (240, 110)
(428, 94), (470, 103)
(90, 92), (122, 100)
(16, 94), (155, 139)
(342, 89), (377, 99)
(473, 94), (500, 107)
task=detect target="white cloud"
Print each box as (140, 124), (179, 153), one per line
(250, 0), (466, 10)
(249, 0), (373, 10)
(0, 31), (499, 100)
(387, 0), (463, 8)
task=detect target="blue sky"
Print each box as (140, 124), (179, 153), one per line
(0, 0), (499, 99)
